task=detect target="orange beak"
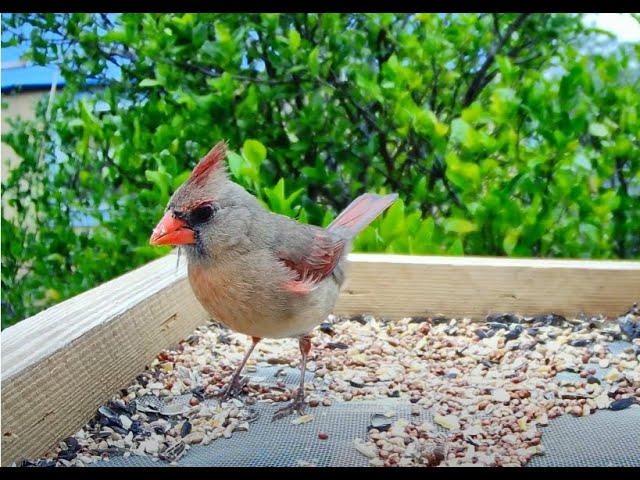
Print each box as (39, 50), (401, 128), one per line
(149, 212), (196, 246)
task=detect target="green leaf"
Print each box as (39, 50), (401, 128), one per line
(588, 122), (608, 137)
(264, 178), (286, 213)
(298, 207), (309, 224)
(226, 150), (245, 179)
(503, 228), (520, 255)
(379, 199), (405, 240)
(446, 238), (464, 255)
(446, 155), (481, 190)
(308, 46), (319, 76)
(145, 170), (170, 199)
(321, 210), (334, 228)
(450, 118), (479, 149)
(443, 218), (477, 234)
(242, 139), (267, 167)
(288, 29), (301, 52)
(172, 170), (191, 190)
(139, 78), (161, 87)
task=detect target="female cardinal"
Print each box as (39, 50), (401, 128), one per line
(150, 141), (397, 420)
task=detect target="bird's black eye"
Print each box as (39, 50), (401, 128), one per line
(190, 204), (216, 225)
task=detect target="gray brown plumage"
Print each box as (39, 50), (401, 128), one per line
(150, 141), (398, 419)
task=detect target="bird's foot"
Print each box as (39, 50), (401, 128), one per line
(216, 376), (249, 403)
(271, 389), (307, 422)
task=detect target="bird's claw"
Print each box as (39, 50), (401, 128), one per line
(216, 376), (249, 403)
(271, 390), (307, 421)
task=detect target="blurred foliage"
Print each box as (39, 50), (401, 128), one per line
(2, 13), (640, 328)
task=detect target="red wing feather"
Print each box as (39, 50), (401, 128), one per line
(278, 193), (397, 294)
(279, 233), (346, 294)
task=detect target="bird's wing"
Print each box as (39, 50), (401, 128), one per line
(277, 230), (346, 294)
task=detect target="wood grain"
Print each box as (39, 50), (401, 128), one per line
(336, 254), (640, 319)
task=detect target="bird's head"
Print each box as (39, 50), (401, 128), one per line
(149, 141), (257, 259)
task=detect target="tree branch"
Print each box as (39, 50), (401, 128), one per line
(614, 157), (628, 258)
(462, 13), (530, 107)
(377, 131), (396, 181)
(491, 13), (504, 43)
(429, 57), (440, 112)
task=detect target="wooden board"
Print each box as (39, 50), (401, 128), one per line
(335, 254), (640, 319)
(1, 253), (209, 465)
(1, 253), (639, 465)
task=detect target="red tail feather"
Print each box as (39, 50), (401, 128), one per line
(328, 193), (398, 239)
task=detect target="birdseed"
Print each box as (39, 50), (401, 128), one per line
(13, 304), (640, 467)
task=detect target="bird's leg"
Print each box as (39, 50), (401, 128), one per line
(272, 335), (311, 421)
(217, 336), (261, 402)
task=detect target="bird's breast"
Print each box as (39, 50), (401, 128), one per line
(187, 259), (341, 339)
(188, 263), (250, 332)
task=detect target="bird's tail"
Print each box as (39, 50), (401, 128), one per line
(327, 193), (399, 240)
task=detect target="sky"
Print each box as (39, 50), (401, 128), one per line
(584, 13), (640, 43)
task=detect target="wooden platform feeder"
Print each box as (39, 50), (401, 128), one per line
(1, 253), (639, 465)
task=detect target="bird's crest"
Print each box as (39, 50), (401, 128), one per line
(188, 140), (228, 186)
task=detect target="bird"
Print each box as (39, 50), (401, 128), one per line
(149, 141), (398, 420)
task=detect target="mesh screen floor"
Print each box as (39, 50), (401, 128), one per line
(88, 359), (640, 468)
(90, 400), (640, 467)
(527, 407), (640, 467)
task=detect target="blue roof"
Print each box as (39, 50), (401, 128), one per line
(1, 16), (120, 93)
(2, 45), (64, 92)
